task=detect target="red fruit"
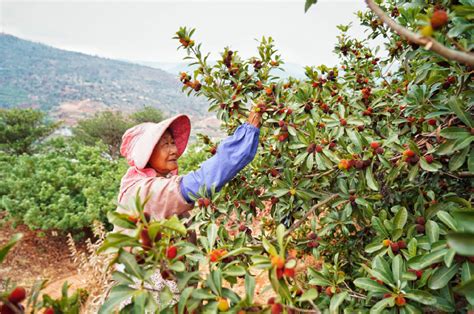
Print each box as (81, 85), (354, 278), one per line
(416, 216), (426, 225)
(197, 198), (205, 208)
(278, 120), (285, 127)
(431, 10), (448, 29)
(286, 108), (293, 115)
(306, 143), (316, 153)
(271, 303), (283, 314)
(144, 212), (151, 223)
(370, 142), (380, 149)
(315, 145), (323, 153)
(210, 146), (217, 155)
(395, 295), (406, 306)
(307, 232), (317, 240)
(340, 118), (347, 126)
(403, 149), (415, 158)
(357, 125), (365, 131)
(329, 141), (336, 149)
(166, 246), (178, 259)
(140, 228), (153, 250)
(390, 242), (400, 253)
(425, 155), (434, 164)
(308, 240), (320, 248)
(278, 133), (289, 142)
(271, 255), (285, 269)
(416, 224), (425, 234)
(375, 147), (384, 155)
(397, 240), (407, 249)
(270, 196), (279, 205)
(269, 168), (279, 177)
(355, 160), (365, 169)
(284, 267), (296, 278)
(0, 304), (15, 314)
(203, 198), (211, 207)
(427, 119), (437, 126)
(325, 287), (333, 297)
(383, 293), (392, 298)
(8, 287), (26, 304)
(239, 224), (246, 232)
(44, 308), (55, 314)
(276, 268), (284, 280)
(415, 270), (423, 279)
(267, 297), (276, 304)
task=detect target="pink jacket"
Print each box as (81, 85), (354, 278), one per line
(113, 166), (194, 232)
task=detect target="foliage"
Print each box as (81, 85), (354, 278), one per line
(72, 110), (131, 158)
(129, 105), (165, 124)
(0, 108), (60, 155)
(102, 0), (474, 311)
(72, 106), (166, 158)
(178, 138), (215, 175)
(0, 138), (128, 231)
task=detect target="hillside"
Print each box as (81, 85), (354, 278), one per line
(0, 33), (211, 122)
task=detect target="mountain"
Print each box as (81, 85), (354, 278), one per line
(0, 33), (213, 126)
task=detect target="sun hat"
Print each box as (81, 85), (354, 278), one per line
(120, 114), (191, 174)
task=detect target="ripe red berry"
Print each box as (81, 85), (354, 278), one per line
(315, 145), (323, 153)
(383, 293), (392, 298)
(140, 228), (153, 250)
(395, 295), (406, 306)
(271, 303), (283, 314)
(203, 198), (211, 207)
(210, 146), (217, 155)
(325, 287), (334, 297)
(340, 118), (347, 126)
(284, 267), (296, 278)
(375, 147), (384, 155)
(397, 240), (407, 249)
(166, 246), (178, 259)
(267, 297), (276, 304)
(307, 232), (317, 240)
(44, 308), (55, 314)
(390, 242), (400, 253)
(8, 287), (26, 304)
(431, 10), (448, 29)
(370, 142), (380, 149)
(416, 224), (425, 234)
(425, 155), (434, 164)
(403, 149), (415, 158)
(415, 216), (426, 225)
(427, 119), (437, 126)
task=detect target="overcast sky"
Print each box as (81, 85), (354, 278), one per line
(0, 0), (373, 67)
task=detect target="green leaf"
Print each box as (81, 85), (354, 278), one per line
(118, 250), (144, 280)
(245, 272), (255, 303)
(366, 166), (379, 191)
(408, 249), (445, 270)
(437, 211), (457, 231)
(439, 127), (470, 139)
(392, 255), (403, 283)
(191, 288), (216, 300)
(420, 158), (442, 172)
(447, 232), (474, 256)
(452, 211), (474, 232)
(169, 261), (186, 272)
(353, 278), (391, 293)
(426, 220), (440, 244)
(370, 297), (394, 313)
(276, 224), (286, 251)
(308, 270), (332, 286)
(162, 215), (187, 235)
(99, 285), (137, 314)
(207, 223), (218, 250)
(0, 233), (22, 264)
(444, 248), (456, 268)
(428, 264), (459, 290)
(298, 288), (318, 302)
(223, 265), (246, 277)
(405, 290), (437, 305)
(447, 97), (473, 127)
(393, 207), (408, 230)
(329, 291), (348, 313)
(455, 279), (474, 299)
(304, 0), (318, 13)
(178, 287), (194, 314)
(262, 237), (278, 257)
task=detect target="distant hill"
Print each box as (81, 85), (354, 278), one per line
(0, 33), (211, 124)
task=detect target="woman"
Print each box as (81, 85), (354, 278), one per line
(114, 110), (262, 225)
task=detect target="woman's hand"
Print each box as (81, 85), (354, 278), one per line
(247, 109), (263, 128)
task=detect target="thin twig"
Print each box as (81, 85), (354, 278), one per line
(365, 0), (474, 66)
(284, 194), (339, 237)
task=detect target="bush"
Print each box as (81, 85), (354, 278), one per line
(0, 138), (128, 231)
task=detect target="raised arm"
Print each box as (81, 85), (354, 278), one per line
(180, 112), (262, 203)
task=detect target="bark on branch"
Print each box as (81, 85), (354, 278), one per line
(365, 0), (474, 66)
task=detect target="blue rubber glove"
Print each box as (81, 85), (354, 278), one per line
(180, 122), (260, 203)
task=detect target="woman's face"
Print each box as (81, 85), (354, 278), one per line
(149, 130), (178, 175)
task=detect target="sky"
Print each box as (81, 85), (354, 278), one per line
(0, 0), (374, 67)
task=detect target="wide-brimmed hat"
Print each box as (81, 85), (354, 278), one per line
(120, 114), (191, 173)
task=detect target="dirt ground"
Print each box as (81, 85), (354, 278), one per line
(0, 219), (91, 299)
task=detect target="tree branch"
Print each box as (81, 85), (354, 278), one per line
(284, 194), (339, 237)
(365, 0), (474, 66)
